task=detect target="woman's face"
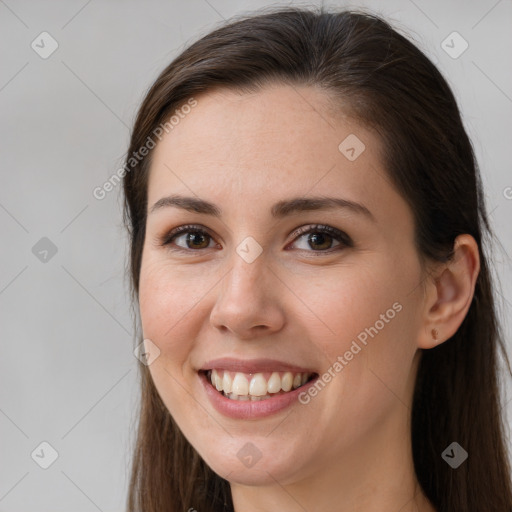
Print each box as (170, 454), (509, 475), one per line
(139, 84), (426, 486)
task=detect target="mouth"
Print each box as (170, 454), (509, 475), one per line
(199, 369), (319, 401)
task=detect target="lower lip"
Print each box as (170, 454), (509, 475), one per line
(199, 371), (319, 420)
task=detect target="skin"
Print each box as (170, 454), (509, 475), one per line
(138, 84), (479, 512)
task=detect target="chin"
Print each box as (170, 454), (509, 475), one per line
(199, 442), (305, 487)
(211, 461), (293, 486)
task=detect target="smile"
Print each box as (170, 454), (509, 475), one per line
(198, 358), (320, 419)
(204, 369), (316, 401)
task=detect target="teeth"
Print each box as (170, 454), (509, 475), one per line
(281, 372), (293, 392)
(267, 372), (282, 393)
(207, 369), (314, 400)
(248, 373), (267, 396)
(222, 371), (233, 394)
(232, 373), (249, 395)
(213, 369), (223, 391)
(225, 392), (273, 401)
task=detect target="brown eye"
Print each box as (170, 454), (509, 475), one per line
(161, 223), (352, 255)
(162, 225), (217, 251)
(288, 224), (353, 254)
(181, 231), (211, 249)
(304, 232), (335, 250)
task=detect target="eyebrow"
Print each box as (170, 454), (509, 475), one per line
(149, 194), (375, 221)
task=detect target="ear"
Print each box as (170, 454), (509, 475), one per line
(418, 234), (480, 349)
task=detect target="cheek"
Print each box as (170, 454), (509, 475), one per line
(137, 259), (233, 446)
(138, 241), (421, 409)
(138, 260), (201, 389)
(310, 256), (422, 422)
(302, 250), (418, 361)
(139, 246), (420, 370)
(138, 267), (200, 426)
(138, 256), (207, 343)
(302, 259), (411, 345)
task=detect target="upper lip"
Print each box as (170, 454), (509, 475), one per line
(199, 357), (317, 374)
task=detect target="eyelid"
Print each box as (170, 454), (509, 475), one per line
(160, 223), (353, 253)
(160, 223), (218, 249)
(287, 224), (353, 248)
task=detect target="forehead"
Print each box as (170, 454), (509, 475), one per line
(147, 84), (394, 221)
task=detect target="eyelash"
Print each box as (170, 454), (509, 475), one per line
(159, 223), (353, 256)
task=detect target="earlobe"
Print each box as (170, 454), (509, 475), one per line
(418, 234), (480, 350)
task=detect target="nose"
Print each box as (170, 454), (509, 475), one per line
(209, 250), (286, 340)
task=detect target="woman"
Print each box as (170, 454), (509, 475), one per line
(122, 6), (512, 511)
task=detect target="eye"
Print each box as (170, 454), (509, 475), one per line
(159, 223), (352, 254)
(161, 224), (218, 252)
(286, 224), (353, 254)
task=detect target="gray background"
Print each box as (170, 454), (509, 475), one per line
(1, 0), (511, 510)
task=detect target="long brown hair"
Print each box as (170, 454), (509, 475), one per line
(122, 6), (512, 511)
